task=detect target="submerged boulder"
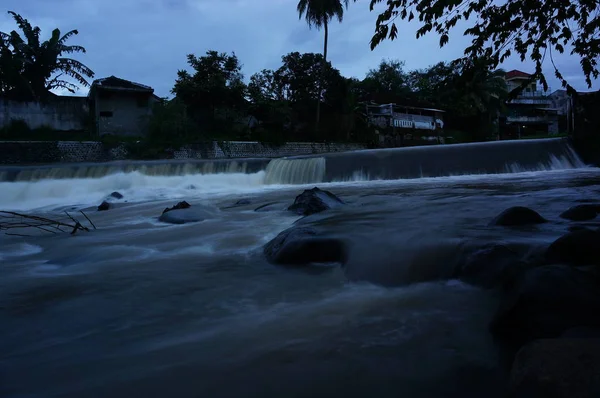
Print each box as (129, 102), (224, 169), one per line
(263, 227), (348, 266)
(159, 207), (212, 225)
(491, 206), (547, 227)
(490, 265), (600, 350)
(545, 229), (600, 266)
(288, 187), (344, 216)
(254, 202), (283, 212)
(162, 201), (191, 215)
(97, 201), (111, 211)
(509, 339), (600, 398)
(560, 204), (600, 222)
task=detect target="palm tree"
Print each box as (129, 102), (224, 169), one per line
(297, 0), (351, 132)
(0, 11), (94, 100)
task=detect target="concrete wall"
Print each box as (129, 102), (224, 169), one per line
(173, 141), (366, 159)
(96, 91), (155, 136)
(0, 97), (88, 131)
(0, 141), (366, 165)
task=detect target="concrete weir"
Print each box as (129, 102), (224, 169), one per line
(269, 138), (586, 183)
(0, 138), (586, 184)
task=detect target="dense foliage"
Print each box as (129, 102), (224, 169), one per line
(161, 48), (507, 144)
(0, 11), (93, 101)
(367, 0), (600, 93)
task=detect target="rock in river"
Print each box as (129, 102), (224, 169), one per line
(288, 187), (344, 216)
(491, 206), (547, 227)
(97, 201), (111, 211)
(490, 265), (600, 350)
(159, 201), (214, 224)
(560, 204), (600, 221)
(162, 201), (191, 215)
(545, 229), (600, 266)
(159, 208), (213, 225)
(110, 191), (124, 200)
(509, 339), (600, 398)
(456, 243), (539, 289)
(263, 227), (348, 266)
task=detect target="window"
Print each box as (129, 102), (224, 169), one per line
(99, 111), (113, 117)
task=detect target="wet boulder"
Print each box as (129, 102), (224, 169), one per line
(490, 265), (600, 350)
(263, 227), (348, 266)
(560, 204), (600, 222)
(162, 201), (191, 215)
(491, 206), (547, 227)
(509, 339), (600, 398)
(97, 201), (111, 211)
(545, 229), (600, 266)
(288, 187), (344, 216)
(109, 191), (124, 200)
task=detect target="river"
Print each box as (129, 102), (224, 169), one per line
(1, 138), (598, 398)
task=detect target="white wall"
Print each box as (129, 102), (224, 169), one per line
(0, 97), (88, 131)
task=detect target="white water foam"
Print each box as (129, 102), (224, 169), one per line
(0, 171), (268, 211)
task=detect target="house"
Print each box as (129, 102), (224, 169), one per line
(88, 76), (161, 136)
(365, 103), (445, 145)
(366, 103), (445, 131)
(503, 70), (559, 137)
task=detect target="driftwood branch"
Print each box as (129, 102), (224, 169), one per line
(0, 210), (96, 236)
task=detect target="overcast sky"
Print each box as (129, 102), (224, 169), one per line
(1, 0), (596, 98)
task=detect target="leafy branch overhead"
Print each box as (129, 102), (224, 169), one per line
(367, 0), (600, 92)
(0, 11), (94, 101)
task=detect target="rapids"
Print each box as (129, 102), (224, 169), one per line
(0, 138), (598, 398)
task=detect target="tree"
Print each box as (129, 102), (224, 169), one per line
(366, 0), (600, 92)
(247, 69), (291, 139)
(297, 0), (352, 131)
(246, 52), (349, 141)
(361, 59), (411, 102)
(172, 51), (246, 127)
(0, 11), (94, 100)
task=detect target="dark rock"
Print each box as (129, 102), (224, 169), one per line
(263, 227), (348, 266)
(568, 225), (593, 233)
(491, 206), (547, 227)
(288, 187), (344, 216)
(560, 204), (600, 221)
(545, 229), (600, 266)
(109, 191), (124, 200)
(490, 265), (600, 350)
(97, 201), (111, 211)
(561, 327), (600, 339)
(457, 244), (538, 289)
(254, 202), (283, 212)
(158, 208), (212, 225)
(509, 339), (600, 398)
(235, 199), (252, 206)
(162, 201), (191, 215)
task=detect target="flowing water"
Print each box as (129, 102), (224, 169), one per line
(1, 139), (599, 398)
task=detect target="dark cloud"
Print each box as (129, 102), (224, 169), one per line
(0, 0), (595, 97)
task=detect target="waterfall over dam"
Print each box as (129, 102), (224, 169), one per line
(0, 138), (586, 185)
(298, 138), (586, 183)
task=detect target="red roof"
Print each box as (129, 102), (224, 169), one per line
(506, 70), (531, 79)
